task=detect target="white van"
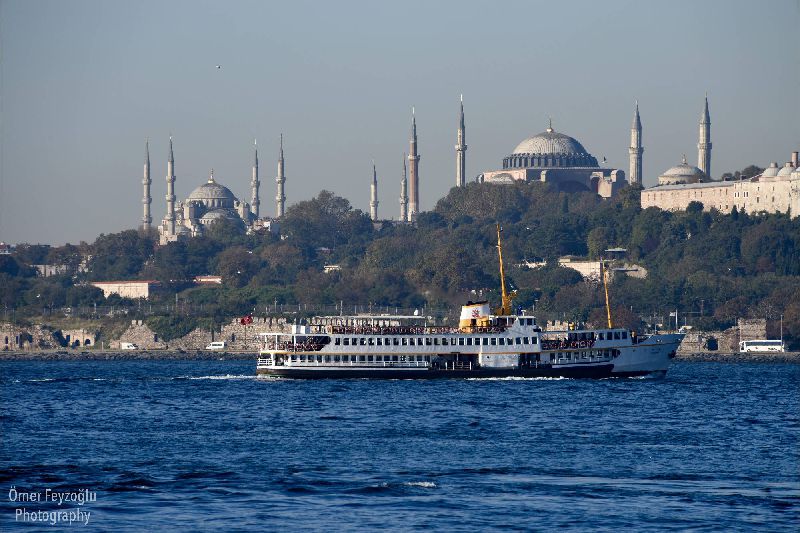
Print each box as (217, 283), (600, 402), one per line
(120, 342), (139, 350)
(205, 341), (227, 351)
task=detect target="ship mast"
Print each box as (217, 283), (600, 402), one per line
(601, 258), (613, 328)
(496, 223), (513, 315)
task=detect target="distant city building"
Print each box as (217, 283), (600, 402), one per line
(91, 280), (158, 299)
(479, 119), (626, 198)
(642, 150), (800, 218)
(194, 275), (223, 285)
(147, 138), (283, 245)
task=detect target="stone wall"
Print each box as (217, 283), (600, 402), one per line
(1, 323), (60, 350)
(677, 318), (766, 354)
(113, 320), (167, 350)
(62, 328), (97, 348)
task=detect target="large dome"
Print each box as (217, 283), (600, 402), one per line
(502, 124), (599, 169)
(512, 129), (591, 156)
(187, 173), (237, 209)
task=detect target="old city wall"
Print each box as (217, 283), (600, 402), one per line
(677, 318), (766, 354)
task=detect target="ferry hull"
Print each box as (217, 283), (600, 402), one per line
(256, 363), (615, 380)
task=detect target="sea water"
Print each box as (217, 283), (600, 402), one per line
(1, 360), (798, 531)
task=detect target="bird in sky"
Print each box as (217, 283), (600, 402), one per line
(216, 65), (221, 69)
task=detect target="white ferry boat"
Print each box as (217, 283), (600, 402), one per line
(256, 301), (682, 379)
(256, 226), (683, 379)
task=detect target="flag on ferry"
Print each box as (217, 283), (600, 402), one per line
(240, 314), (253, 325)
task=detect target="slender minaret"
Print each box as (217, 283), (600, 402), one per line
(407, 108), (420, 221)
(628, 101), (643, 186)
(250, 139), (260, 218)
(399, 154), (408, 222)
(698, 95), (712, 178)
(165, 137), (176, 236)
(455, 94), (467, 187)
(141, 139), (152, 230)
(275, 134), (286, 218)
(370, 161), (379, 221)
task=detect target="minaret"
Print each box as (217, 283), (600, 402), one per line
(407, 108), (420, 221)
(455, 94), (467, 187)
(250, 139), (260, 218)
(370, 161), (379, 221)
(399, 154), (408, 222)
(628, 101), (643, 185)
(165, 137), (176, 236)
(698, 95), (712, 178)
(141, 139), (152, 231)
(275, 134), (286, 218)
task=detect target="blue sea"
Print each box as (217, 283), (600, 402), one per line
(1, 360), (798, 531)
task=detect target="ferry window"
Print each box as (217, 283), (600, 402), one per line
(334, 355), (341, 362)
(515, 337), (521, 344)
(450, 338), (457, 346)
(392, 356), (399, 362)
(458, 338), (464, 346)
(434, 338), (440, 346)
(550, 354), (555, 363)
(523, 337), (529, 344)
(352, 338), (357, 345)
(359, 355), (366, 362)
(598, 333), (604, 340)
(376, 338), (382, 346)
(532, 337), (538, 344)
(402, 338), (408, 346)
(325, 355), (331, 362)
(360, 338), (367, 346)
(422, 338), (428, 346)
(483, 338), (489, 346)
(368, 338), (374, 346)
(368, 355), (374, 362)
(491, 338), (497, 346)
(343, 338), (349, 346)
(614, 332), (620, 340)
(466, 338), (472, 346)
(499, 338), (505, 345)
(335, 338), (341, 346)
(622, 332), (627, 339)
(409, 338), (415, 346)
(393, 338), (399, 346)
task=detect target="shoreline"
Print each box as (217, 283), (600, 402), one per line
(0, 350), (256, 361)
(1, 350), (799, 364)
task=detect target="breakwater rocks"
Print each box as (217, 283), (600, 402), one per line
(0, 350), (256, 361)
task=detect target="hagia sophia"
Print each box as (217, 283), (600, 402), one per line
(140, 95), (800, 245)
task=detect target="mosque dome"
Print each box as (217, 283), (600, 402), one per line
(761, 162), (780, 178)
(503, 123), (599, 169)
(777, 162), (796, 177)
(187, 172), (237, 209)
(512, 129), (590, 156)
(658, 156), (707, 185)
(199, 208), (239, 225)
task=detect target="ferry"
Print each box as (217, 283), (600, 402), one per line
(256, 226), (683, 379)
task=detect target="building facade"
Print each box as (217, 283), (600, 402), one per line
(641, 151), (800, 218)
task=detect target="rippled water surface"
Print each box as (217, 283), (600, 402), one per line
(1, 360), (798, 531)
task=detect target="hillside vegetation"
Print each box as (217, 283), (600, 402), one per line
(3, 182), (799, 347)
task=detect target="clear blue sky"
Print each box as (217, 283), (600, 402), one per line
(1, 0), (798, 245)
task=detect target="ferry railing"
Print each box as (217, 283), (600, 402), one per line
(285, 360), (430, 368)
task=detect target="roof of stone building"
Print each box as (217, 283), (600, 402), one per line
(188, 174), (237, 202)
(511, 127), (591, 156)
(200, 208), (239, 223)
(646, 180), (734, 191)
(761, 163), (780, 177)
(777, 163), (796, 177)
(660, 157), (706, 180)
